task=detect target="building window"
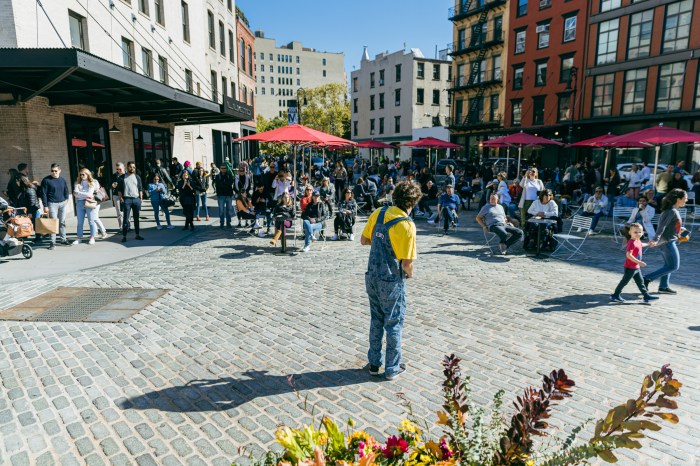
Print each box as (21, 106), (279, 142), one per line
(448, 65), (452, 81)
(513, 64), (524, 90)
(537, 23), (550, 49)
(322, 70), (326, 77)
(138, 0), (149, 15)
(296, 56), (300, 63)
(352, 77), (358, 92)
(489, 94), (499, 121)
(394, 116), (401, 133)
(535, 61), (547, 86)
(494, 16), (503, 40)
(370, 95), (375, 110)
(322, 58), (327, 66)
(211, 71), (218, 102)
(492, 55), (501, 80)
(532, 96), (545, 125)
(557, 94), (571, 121)
(511, 100), (523, 125)
(663, 0), (692, 53)
(433, 64), (440, 80)
(353, 121), (358, 137)
(416, 88), (424, 105)
(222, 77), (227, 97)
(563, 15), (576, 42)
(353, 98), (358, 113)
(600, 0), (621, 12)
(656, 62), (685, 111)
(592, 73), (615, 116)
(626, 10), (653, 59)
(121, 37), (134, 70)
(622, 68), (647, 114)
(227, 0), (232, 11)
(379, 93), (384, 109)
(241, 84), (246, 103)
(379, 118), (384, 135)
(518, 0), (528, 16)
(515, 29), (526, 54)
(596, 19), (619, 65)
(370, 119), (375, 135)
(154, 0), (164, 25)
(472, 59), (485, 84)
(185, 69), (193, 93)
(395, 64), (402, 82)
(181, 2), (190, 43)
(432, 89), (440, 105)
(395, 89), (401, 106)
(218, 21), (225, 56)
(261, 76), (265, 83)
(158, 55), (168, 84)
(457, 28), (466, 49)
(695, 74), (700, 109)
(417, 63), (425, 79)
(468, 97), (484, 123)
(141, 48), (152, 77)
(471, 23), (486, 46)
(248, 46), (253, 74)
(261, 88), (265, 95)
(370, 72), (375, 88)
(379, 69), (385, 85)
(269, 53), (272, 60)
(68, 11), (87, 50)
(240, 39), (245, 70)
(560, 54), (574, 83)
(206, 11), (215, 49)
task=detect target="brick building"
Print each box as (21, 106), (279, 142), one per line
(0, 0), (254, 194)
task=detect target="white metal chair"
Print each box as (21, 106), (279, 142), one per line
(483, 229), (500, 254)
(612, 207), (635, 243)
(551, 215), (593, 261)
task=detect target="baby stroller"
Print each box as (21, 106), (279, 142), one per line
(1, 207), (34, 260)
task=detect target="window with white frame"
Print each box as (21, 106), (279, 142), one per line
(535, 61), (547, 86)
(600, 0), (621, 12)
(663, 0), (692, 53)
(627, 10), (653, 59)
(511, 100), (523, 125)
(656, 62), (685, 111)
(537, 23), (550, 49)
(592, 73), (614, 116)
(515, 29), (526, 54)
(563, 15), (576, 42)
(622, 68), (647, 114)
(596, 19), (619, 65)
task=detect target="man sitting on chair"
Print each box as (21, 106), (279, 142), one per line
(430, 184), (460, 234)
(476, 193), (523, 255)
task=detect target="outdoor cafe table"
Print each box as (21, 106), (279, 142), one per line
(527, 217), (558, 257)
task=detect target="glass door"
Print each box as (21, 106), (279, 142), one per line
(65, 115), (112, 193)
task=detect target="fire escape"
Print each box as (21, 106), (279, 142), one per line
(462, 6), (489, 126)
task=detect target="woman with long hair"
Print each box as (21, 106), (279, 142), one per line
(644, 189), (688, 294)
(270, 192), (295, 247)
(518, 167), (544, 224)
(333, 161), (348, 203)
(333, 187), (357, 240)
(91, 177), (108, 239)
(72, 168), (98, 245)
(178, 170), (197, 230)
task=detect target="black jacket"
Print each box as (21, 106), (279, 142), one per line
(117, 174), (143, 198)
(17, 175), (39, 209)
(214, 172), (234, 196)
(273, 204), (295, 220)
(302, 201), (329, 225)
(178, 179), (197, 205)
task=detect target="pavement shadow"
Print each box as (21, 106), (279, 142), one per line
(215, 244), (269, 260)
(421, 248), (511, 263)
(689, 326), (700, 331)
(529, 294), (628, 314)
(117, 368), (378, 412)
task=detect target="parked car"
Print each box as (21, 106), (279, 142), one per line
(617, 163), (692, 188)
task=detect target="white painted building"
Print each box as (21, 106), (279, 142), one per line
(0, 0), (254, 192)
(253, 31), (345, 120)
(350, 47), (452, 162)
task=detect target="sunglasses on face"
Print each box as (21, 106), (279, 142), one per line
(80, 173), (88, 176)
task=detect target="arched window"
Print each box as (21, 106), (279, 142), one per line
(239, 38), (245, 70)
(247, 46), (253, 74)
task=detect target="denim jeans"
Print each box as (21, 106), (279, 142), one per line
(196, 192), (209, 217)
(645, 240), (680, 289)
(440, 207), (457, 230)
(151, 200), (171, 226)
(366, 274), (406, 377)
(217, 196), (233, 226)
(303, 220), (323, 247)
(76, 200), (97, 239)
(47, 200), (67, 244)
(112, 196), (123, 229)
(583, 211), (605, 231)
(489, 223), (523, 249)
(122, 197), (141, 235)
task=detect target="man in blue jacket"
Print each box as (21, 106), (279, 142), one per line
(40, 163), (70, 249)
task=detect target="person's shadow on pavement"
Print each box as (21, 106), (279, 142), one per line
(117, 368), (379, 412)
(529, 293), (635, 314)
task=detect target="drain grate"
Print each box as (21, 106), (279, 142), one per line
(0, 287), (168, 323)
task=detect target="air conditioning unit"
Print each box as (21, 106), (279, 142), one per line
(539, 0), (551, 6)
(536, 24), (550, 33)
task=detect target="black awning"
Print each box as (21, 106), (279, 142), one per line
(0, 48), (253, 126)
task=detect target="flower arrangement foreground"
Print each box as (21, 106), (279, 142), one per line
(237, 355), (682, 466)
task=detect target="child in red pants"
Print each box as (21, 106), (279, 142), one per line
(610, 223), (659, 304)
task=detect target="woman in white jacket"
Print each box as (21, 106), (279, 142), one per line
(73, 168), (98, 245)
(622, 195), (656, 239)
(628, 164), (644, 199)
(519, 168), (545, 223)
(527, 189), (562, 232)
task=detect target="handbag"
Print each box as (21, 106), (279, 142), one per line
(94, 187), (108, 202)
(7, 215), (34, 238)
(35, 215), (59, 235)
(160, 195), (175, 208)
(84, 199), (98, 209)
(583, 201), (596, 214)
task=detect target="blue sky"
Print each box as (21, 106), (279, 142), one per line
(236, 0), (454, 72)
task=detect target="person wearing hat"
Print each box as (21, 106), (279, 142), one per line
(300, 190), (329, 252)
(432, 184), (460, 234)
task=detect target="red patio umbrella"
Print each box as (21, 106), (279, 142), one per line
(607, 124), (700, 182)
(482, 131), (563, 178)
(570, 133), (645, 176)
(401, 137), (462, 169)
(356, 139), (396, 164)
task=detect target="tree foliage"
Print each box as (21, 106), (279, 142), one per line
(256, 113), (289, 156)
(299, 83), (351, 139)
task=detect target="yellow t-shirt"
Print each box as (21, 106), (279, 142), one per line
(362, 206), (416, 260)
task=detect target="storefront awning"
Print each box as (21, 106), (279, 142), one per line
(0, 48), (253, 126)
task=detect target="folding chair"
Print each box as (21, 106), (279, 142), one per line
(551, 215), (593, 261)
(483, 229), (500, 254)
(612, 207), (635, 243)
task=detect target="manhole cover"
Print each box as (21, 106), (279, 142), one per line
(0, 287), (168, 323)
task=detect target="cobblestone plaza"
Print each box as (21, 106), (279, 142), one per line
(0, 212), (698, 465)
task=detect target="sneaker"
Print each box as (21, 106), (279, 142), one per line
(658, 287), (677, 294)
(72, 239), (80, 245)
(588, 230), (597, 235)
(101, 232), (108, 239)
(48, 244), (55, 250)
(302, 245), (310, 252)
(609, 294), (626, 303)
(369, 365), (381, 376)
(643, 295), (660, 303)
(414, 211), (425, 217)
(156, 225), (163, 230)
(349, 234), (355, 241)
(135, 235), (144, 241)
(167, 225), (175, 229)
(385, 364), (406, 381)
(427, 219), (436, 225)
(332, 234), (338, 241)
(88, 238), (95, 245)
(498, 243), (507, 255)
(257, 231), (266, 238)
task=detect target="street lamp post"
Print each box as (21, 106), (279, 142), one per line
(296, 87), (306, 125)
(567, 66), (578, 165)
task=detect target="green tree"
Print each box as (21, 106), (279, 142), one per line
(256, 113), (288, 156)
(299, 83), (351, 139)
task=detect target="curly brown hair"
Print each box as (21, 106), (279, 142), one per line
(392, 180), (423, 212)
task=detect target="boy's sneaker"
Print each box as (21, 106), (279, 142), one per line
(643, 295), (660, 303)
(368, 365), (381, 376)
(658, 287), (677, 294)
(385, 364), (406, 381)
(609, 294), (626, 303)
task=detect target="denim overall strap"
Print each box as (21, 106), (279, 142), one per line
(367, 207), (412, 280)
